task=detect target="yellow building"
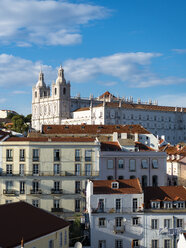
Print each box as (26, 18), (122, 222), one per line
(0, 201), (70, 248)
(0, 136), (99, 220)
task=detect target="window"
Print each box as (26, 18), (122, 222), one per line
(20, 181), (25, 194)
(152, 159), (158, 168)
(112, 182), (119, 189)
(5, 181), (13, 190)
(164, 219), (171, 228)
(32, 149), (39, 161)
(54, 164), (60, 175)
(107, 176), (113, 180)
(142, 175), (147, 188)
(54, 149), (60, 161)
(99, 218), (106, 227)
(75, 149), (81, 161)
(177, 202), (184, 208)
(6, 149), (13, 161)
(32, 199), (39, 207)
(98, 240), (106, 248)
(115, 217), (123, 227)
(133, 240), (139, 247)
(64, 230), (67, 245)
(164, 202), (172, 209)
(133, 198), (138, 212)
(6, 164), (12, 175)
(75, 199), (80, 212)
(85, 164), (91, 176)
(59, 232), (63, 247)
(151, 202), (160, 209)
(176, 219), (183, 228)
(20, 149), (25, 161)
(54, 181), (60, 191)
(75, 181), (81, 193)
(32, 181), (39, 193)
(48, 240), (54, 248)
(118, 160), (124, 169)
(19, 164), (24, 175)
(85, 150), (91, 162)
(152, 175), (158, 187)
(129, 160), (136, 171)
(108, 160), (114, 169)
(75, 164), (81, 176)
(33, 164), (39, 175)
(63, 87), (66, 95)
(98, 199), (104, 212)
(164, 239), (171, 248)
(6, 200), (12, 204)
(152, 240), (158, 248)
(35, 91), (37, 97)
(115, 239), (123, 248)
(115, 199), (121, 212)
(141, 159), (148, 168)
(118, 176), (124, 179)
(133, 217), (139, 226)
(54, 199), (60, 208)
(130, 175), (136, 179)
(151, 219), (158, 229)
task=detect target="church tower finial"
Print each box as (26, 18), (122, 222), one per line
(56, 65), (66, 84)
(36, 70), (45, 87)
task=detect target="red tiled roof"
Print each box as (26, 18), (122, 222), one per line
(95, 101), (186, 113)
(99, 91), (116, 99)
(101, 141), (121, 151)
(144, 186), (186, 208)
(42, 124), (150, 135)
(5, 136), (96, 143)
(135, 141), (155, 151)
(74, 107), (90, 112)
(0, 201), (69, 248)
(92, 178), (142, 195)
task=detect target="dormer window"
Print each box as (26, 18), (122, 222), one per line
(164, 202), (172, 209)
(112, 182), (119, 189)
(151, 201), (160, 209)
(176, 202), (185, 208)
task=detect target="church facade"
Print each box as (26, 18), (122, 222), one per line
(32, 67), (186, 145)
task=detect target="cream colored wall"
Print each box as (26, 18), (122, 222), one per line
(23, 226), (69, 248)
(1, 141), (99, 219)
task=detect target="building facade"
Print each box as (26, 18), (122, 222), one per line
(0, 136), (99, 220)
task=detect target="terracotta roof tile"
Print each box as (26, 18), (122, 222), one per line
(42, 124), (150, 135)
(101, 141), (121, 151)
(5, 136), (96, 143)
(144, 186), (186, 208)
(0, 201), (69, 248)
(92, 178), (142, 195)
(99, 91), (116, 99)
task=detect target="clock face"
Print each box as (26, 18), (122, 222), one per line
(110, 109), (115, 118)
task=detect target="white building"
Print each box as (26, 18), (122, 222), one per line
(177, 233), (186, 248)
(86, 178), (144, 248)
(86, 179), (186, 248)
(99, 140), (167, 187)
(32, 67), (186, 145)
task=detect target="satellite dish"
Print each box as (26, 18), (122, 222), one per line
(74, 242), (82, 248)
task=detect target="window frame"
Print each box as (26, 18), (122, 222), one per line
(129, 159), (136, 172)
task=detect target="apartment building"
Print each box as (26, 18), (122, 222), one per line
(0, 136), (99, 220)
(99, 141), (167, 187)
(86, 179), (144, 248)
(86, 179), (186, 248)
(160, 144), (186, 186)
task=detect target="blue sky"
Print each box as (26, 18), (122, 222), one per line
(0, 0), (186, 115)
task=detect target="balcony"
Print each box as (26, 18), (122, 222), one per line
(3, 189), (16, 195)
(30, 189), (42, 194)
(51, 208), (63, 213)
(6, 157), (13, 162)
(32, 157), (39, 162)
(113, 225), (125, 234)
(51, 189), (63, 194)
(91, 207), (142, 214)
(54, 157), (60, 162)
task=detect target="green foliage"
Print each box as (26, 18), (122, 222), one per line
(10, 114), (31, 133)
(69, 215), (82, 246)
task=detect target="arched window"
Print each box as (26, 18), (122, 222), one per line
(63, 87), (66, 95)
(55, 88), (57, 95)
(142, 175), (147, 188)
(152, 175), (158, 187)
(35, 91), (37, 97)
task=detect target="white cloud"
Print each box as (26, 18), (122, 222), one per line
(157, 94), (186, 108)
(0, 54), (56, 87)
(12, 90), (28, 94)
(0, 0), (110, 46)
(172, 49), (186, 54)
(63, 52), (186, 88)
